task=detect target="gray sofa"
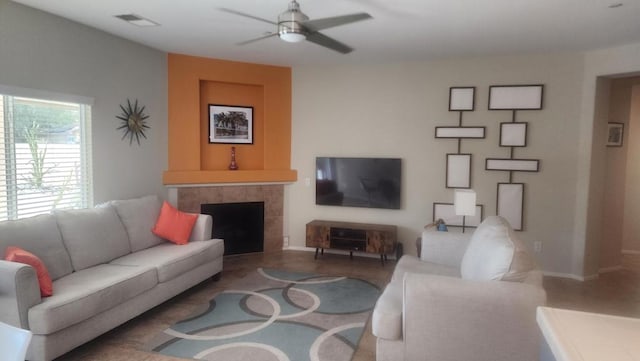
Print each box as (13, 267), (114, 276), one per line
(372, 216), (547, 361)
(0, 195), (224, 361)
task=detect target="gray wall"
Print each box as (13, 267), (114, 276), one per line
(0, 0), (167, 204)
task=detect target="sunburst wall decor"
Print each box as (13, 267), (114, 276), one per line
(116, 99), (149, 145)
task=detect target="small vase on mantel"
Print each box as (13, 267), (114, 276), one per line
(229, 146), (239, 170)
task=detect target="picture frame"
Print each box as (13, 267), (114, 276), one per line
(607, 122), (624, 147)
(485, 158), (540, 172)
(208, 104), (254, 144)
(435, 126), (485, 139)
(449, 87), (475, 111)
(433, 202), (484, 228)
(497, 183), (524, 231)
(488, 84), (544, 110)
(446, 153), (472, 188)
(500, 122), (528, 147)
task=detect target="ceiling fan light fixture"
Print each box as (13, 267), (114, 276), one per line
(277, 0), (308, 43)
(279, 31), (306, 42)
(221, 0), (370, 53)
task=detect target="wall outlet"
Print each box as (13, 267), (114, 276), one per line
(305, 177), (311, 186)
(533, 241), (542, 253)
(283, 236), (289, 248)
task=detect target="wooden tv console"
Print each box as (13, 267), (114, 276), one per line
(305, 220), (397, 265)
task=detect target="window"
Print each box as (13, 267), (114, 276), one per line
(0, 90), (92, 221)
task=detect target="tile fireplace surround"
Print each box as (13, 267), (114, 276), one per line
(176, 185), (284, 253)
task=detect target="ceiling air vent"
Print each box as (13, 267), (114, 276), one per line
(114, 14), (159, 27)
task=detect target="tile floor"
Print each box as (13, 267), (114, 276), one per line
(56, 251), (640, 360)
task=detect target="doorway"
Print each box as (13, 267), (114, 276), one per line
(597, 77), (640, 273)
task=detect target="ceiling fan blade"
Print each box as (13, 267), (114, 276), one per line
(302, 13), (372, 32)
(217, 7), (277, 26)
(305, 31), (353, 54)
(237, 32), (278, 46)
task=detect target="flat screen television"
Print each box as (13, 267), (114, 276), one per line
(315, 157), (401, 209)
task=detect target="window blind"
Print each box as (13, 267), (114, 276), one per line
(0, 94), (92, 221)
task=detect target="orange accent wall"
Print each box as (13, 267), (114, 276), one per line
(164, 54), (296, 184)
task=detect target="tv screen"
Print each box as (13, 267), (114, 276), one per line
(315, 157), (401, 209)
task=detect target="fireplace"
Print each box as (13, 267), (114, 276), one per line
(176, 185), (284, 253)
(201, 202), (264, 255)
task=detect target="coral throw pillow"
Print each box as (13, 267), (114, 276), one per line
(152, 201), (198, 245)
(4, 246), (53, 297)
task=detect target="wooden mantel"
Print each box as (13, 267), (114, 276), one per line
(163, 170), (297, 185)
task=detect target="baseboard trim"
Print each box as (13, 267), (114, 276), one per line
(599, 265), (623, 274)
(542, 271), (595, 281)
(284, 246), (398, 260)
(622, 249), (640, 255)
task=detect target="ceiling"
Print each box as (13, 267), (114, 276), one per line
(12, 0), (640, 67)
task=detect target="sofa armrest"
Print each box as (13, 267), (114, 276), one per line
(189, 214), (213, 242)
(420, 230), (471, 267)
(0, 260), (41, 329)
(403, 273), (546, 361)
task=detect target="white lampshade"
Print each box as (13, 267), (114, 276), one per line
(279, 32), (306, 43)
(454, 189), (476, 216)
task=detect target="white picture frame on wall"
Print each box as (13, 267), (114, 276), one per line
(500, 122), (528, 147)
(446, 154), (472, 188)
(435, 127), (486, 139)
(497, 183), (524, 231)
(449, 87), (475, 111)
(485, 158), (540, 172)
(489, 85), (544, 110)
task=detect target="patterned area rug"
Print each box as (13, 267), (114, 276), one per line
(145, 268), (381, 361)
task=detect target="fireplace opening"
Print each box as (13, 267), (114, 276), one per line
(201, 202), (264, 255)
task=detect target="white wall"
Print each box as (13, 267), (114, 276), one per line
(288, 53), (585, 276)
(0, 0), (168, 204)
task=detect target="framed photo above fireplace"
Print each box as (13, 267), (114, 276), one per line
(208, 104), (253, 144)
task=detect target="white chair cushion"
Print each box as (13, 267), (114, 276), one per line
(0, 214), (73, 280)
(110, 239), (224, 283)
(460, 216), (534, 282)
(55, 205), (131, 271)
(28, 264), (157, 334)
(392, 255), (460, 283)
(111, 195), (164, 252)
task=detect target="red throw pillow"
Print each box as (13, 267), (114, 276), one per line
(4, 246), (53, 297)
(152, 201), (198, 245)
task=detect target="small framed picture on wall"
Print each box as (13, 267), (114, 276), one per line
(607, 122), (624, 147)
(208, 104), (254, 144)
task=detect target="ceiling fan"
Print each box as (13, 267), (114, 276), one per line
(218, 0), (372, 54)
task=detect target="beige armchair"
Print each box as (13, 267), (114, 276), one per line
(372, 216), (546, 361)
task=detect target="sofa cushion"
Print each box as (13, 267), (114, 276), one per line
(112, 195), (164, 252)
(460, 216), (534, 282)
(0, 214), (73, 280)
(372, 280), (403, 340)
(110, 239), (224, 283)
(55, 206), (131, 271)
(152, 202), (198, 245)
(28, 263), (157, 334)
(4, 246), (53, 297)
